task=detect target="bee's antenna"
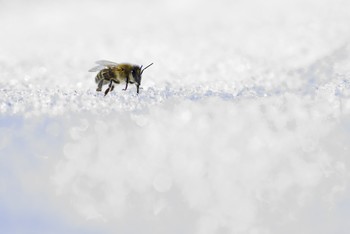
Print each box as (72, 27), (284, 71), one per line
(141, 63), (153, 74)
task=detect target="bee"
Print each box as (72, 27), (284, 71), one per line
(89, 60), (153, 96)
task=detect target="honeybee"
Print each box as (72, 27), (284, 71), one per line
(89, 60), (153, 96)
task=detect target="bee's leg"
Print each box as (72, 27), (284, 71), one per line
(123, 82), (128, 91)
(104, 88), (110, 96)
(122, 77), (129, 91)
(136, 84), (140, 94)
(96, 80), (104, 92)
(110, 84), (115, 92)
(104, 80), (113, 96)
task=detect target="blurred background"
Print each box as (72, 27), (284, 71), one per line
(1, 0), (350, 89)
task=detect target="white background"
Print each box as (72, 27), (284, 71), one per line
(1, 0), (350, 233)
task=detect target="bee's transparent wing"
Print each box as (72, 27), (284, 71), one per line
(89, 60), (118, 72)
(95, 60), (119, 67)
(88, 65), (106, 72)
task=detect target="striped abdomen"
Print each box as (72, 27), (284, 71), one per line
(95, 68), (115, 84)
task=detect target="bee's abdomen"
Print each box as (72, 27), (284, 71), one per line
(95, 69), (114, 83)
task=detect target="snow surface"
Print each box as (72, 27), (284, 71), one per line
(1, 0), (350, 233)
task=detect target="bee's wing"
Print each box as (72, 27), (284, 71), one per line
(88, 65), (106, 72)
(95, 60), (119, 67)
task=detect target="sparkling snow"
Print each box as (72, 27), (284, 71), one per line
(1, 0), (350, 233)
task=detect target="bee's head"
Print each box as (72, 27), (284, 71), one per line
(132, 66), (142, 85)
(132, 63), (153, 93)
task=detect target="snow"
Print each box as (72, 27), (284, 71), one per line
(1, 0), (350, 233)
